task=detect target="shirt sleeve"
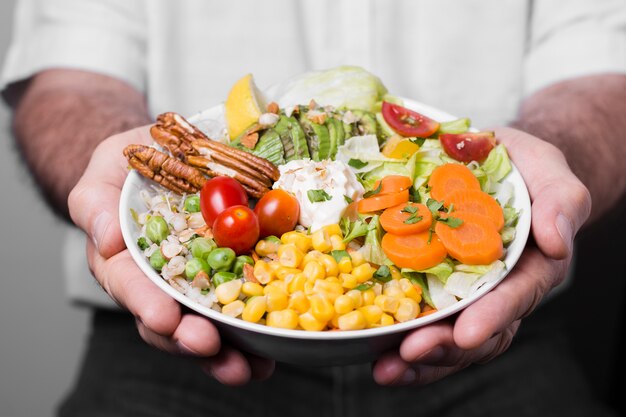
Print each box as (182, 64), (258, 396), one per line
(523, 0), (626, 97)
(1, 0), (147, 94)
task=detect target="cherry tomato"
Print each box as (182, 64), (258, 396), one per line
(254, 189), (300, 238)
(381, 101), (440, 138)
(200, 177), (248, 225)
(440, 131), (496, 163)
(212, 205), (260, 255)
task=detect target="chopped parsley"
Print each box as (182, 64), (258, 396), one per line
(348, 158), (368, 169)
(307, 189), (332, 203)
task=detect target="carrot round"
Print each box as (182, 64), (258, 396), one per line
(372, 175), (413, 194)
(428, 163), (481, 201)
(381, 231), (447, 271)
(444, 189), (504, 231)
(380, 202), (432, 235)
(358, 189), (409, 213)
(434, 211), (503, 265)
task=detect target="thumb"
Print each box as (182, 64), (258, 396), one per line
(494, 127), (591, 259)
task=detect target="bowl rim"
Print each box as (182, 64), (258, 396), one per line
(119, 98), (532, 340)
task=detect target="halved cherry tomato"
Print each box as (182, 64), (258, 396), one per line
(372, 175), (413, 195)
(254, 189), (300, 238)
(381, 101), (440, 138)
(200, 177), (248, 225)
(357, 189), (409, 213)
(440, 131), (496, 163)
(213, 205), (260, 255)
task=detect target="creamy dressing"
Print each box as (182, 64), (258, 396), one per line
(273, 159), (364, 231)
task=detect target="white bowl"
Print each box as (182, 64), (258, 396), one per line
(119, 99), (531, 366)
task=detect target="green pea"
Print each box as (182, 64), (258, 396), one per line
(184, 195), (201, 213)
(212, 271), (238, 287)
(207, 247), (236, 272)
(150, 250), (167, 271)
(265, 235), (281, 244)
(145, 216), (169, 244)
(185, 258), (211, 281)
(232, 255), (254, 277)
(189, 237), (217, 260)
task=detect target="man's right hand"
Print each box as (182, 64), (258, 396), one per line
(68, 127), (275, 385)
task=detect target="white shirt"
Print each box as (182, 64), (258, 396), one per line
(2, 0), (626, 307)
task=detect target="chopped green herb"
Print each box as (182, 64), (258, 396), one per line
(401, 206), (418, 214)
(404, 215), (423, 225)
(437, 216), (464, 228)
(363, 181), (383, 198)
(409, 187), (421, 203)
(344, 195), (353, 204)
(426, 198), (444, 214)
(137, 236), (150, 250)
(348, 158), (368, 169)
(307, 189), (332, 203)
(342, 219), (370, 243)
(373, 265), (392, 282)
(410, 137), (426, 147)
(355, 282), (375, 291)
(331, 250), (351, 263)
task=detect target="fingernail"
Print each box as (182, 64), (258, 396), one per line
(176, 340), (198, 356)
(398, 368), (416, 385)
(556, 213), (573, 255)
(416, 346), (446, 363)
(92, 212), (111, 252)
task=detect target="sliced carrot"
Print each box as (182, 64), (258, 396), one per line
(444, 189), (504, 231)
(428, 163), (481, 201)
(381, 231), (447, 271)
(380, 202), (432, 235)
(434, 211), (503, 265)
(358, 189), (409, 213)
(372, 175), (413, 194)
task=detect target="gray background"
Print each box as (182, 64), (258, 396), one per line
(0, 1), (91, 416)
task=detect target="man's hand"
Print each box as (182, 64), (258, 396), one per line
(372, 127), (591, 385)
(68, 127), (275, 385)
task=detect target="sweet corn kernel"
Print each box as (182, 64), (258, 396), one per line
(383, 286), (405, 299)
(313, 279), (343, 302)
(242, 296), (267, 323)
(281, 231), (312, 253)
(288, 291), (310, 313)
(265, 279), (288, 293)
(277, 244), (305, 268)
(373, 282), (383, 296)
(383, 279), (400, 290)
(395, 298), (420, 322)
(319, 254), (339, 277)
(337, 257), (353, 274)
(275, 266), (301, 281)
(345, 289), (363, 309)
(390, 266), (402, 281)
(311, 228), (332, 253)
(339, 273), (357, 289)
(299, 311), (327, 331)
(375, 294), (400, 314)
(399, 278), (422, 303)
(303, 260), (325, 281)
(358, 305), (383, 325)
(253, 260), (275, 284)
(215, 279), (242, 304)
(255, 239), (281, 256)
(264, 287), (289, 312)
(330, 312), (341, 329)
(338, 310), (367, 330)
(362, 288), (376, 305)
(329, 234), (346, 250)
(302, 250), (324, 266)
(242, 282), (264, 297)
(303, 280), (315, 295)
(325, 276), (340, 284)
(266, 309), (299, 329)
(268, 260), (281, 272)
(380, 313), (395, 326)
(349, 250), (365, 266)
(309, 293), (335, 322)
(287, 273), (307, 294)
(334, 294), (356, 315)
(222, 300), (245, 317)
(322, 224), (342, 237)
(352, 263), (374, 283)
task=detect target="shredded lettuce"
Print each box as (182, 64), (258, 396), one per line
(357, 215), (392, 265)
(335, 135), (397, 174)
(273, 66), (388, 112)
(340, 217), (369, 243)
(444, 272), (481, 299)
(438, 118), (471, 135)
(427, 273), (458, 310)
(360, 152), (418, 190)
(401, 270), (434, 308)
(481, 144), (512, 183)
(418, 260), (454, 284)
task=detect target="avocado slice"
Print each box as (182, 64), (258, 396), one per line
(274, 115), (310, 161)
(252, 129), (285, 165)
(325, 117), (345, 159)
(300, 115), (331, 161)
(353, 110), (378, 136)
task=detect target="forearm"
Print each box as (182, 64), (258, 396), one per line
(11, 69), (151, 220)
(512, 74), (626, 223)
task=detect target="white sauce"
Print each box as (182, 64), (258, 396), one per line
(273, 159), (364, 231)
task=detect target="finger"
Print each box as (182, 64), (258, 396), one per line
(201, 346), (253, 386)
(87, 241), (181, 336)
(246, 353), (276, 381)
(494, 127), (591, 259)
(68, 126), (152, 258)
(135, 313), (221, 357)
(452, 247), (567, 350)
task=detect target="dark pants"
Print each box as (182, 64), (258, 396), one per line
(57, 297), (619, 417)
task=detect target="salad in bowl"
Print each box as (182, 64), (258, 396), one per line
(120, 66), (530, 365)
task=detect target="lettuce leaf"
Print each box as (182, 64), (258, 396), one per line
(335, 135), (397, 174)
(357, 215), (392, 265)
(401, 270), (434, 308)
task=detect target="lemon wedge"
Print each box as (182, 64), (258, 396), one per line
(382, 135), (420, 159)
(224, 74), (266, 140)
